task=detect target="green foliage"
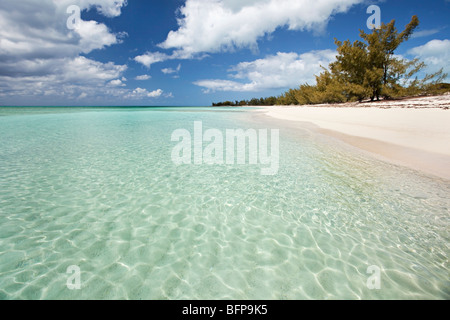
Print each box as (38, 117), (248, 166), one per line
(212, 96), (278, 106)
(423, 82), (450, 95)
(358, 16), (421, 100)
(213, 15), (448, 107)
(288, 15), (447, 104)
(276, 89), (298, 105)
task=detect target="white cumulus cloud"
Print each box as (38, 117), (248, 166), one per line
(134, 52), (170, 68)
(194, 50), (336, 92)
(57, 0), (128, 18)
(133, 0), (362, 68)
(108, 79), (126, 87)
(159, 0), (363, 57)
(135, 75), (151, 80)
(162, 64), (182, 75)
(0, 0), (129, 104)
(125, 88), (164, 99)
(0, 0), (127, 61)
(0, 56), (128, 104)
(408, 39), (450, 77)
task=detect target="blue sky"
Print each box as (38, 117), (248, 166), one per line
(0, 0), (449, 106)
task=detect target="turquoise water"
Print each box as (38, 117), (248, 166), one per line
(0, 107), (448, 300)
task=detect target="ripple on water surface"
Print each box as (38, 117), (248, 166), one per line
(0, 107), (448, 299)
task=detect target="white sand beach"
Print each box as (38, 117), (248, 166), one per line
(261, 95), (450, 180)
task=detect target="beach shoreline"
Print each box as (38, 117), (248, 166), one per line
(255, 95), (450, 180)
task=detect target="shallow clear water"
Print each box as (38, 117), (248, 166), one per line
(0, 107), (448, 300)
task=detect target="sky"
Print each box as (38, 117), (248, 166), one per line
(0, 0), (449, 106)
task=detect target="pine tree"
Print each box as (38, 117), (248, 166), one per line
(214, 16), (447, 107)
(359, 16), (419, 100)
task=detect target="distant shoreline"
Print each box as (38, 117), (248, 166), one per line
(256, 94), (450, 180)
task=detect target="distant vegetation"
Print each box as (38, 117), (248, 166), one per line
(213, 16), (448, 107)
(212, 97), (277, 107)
